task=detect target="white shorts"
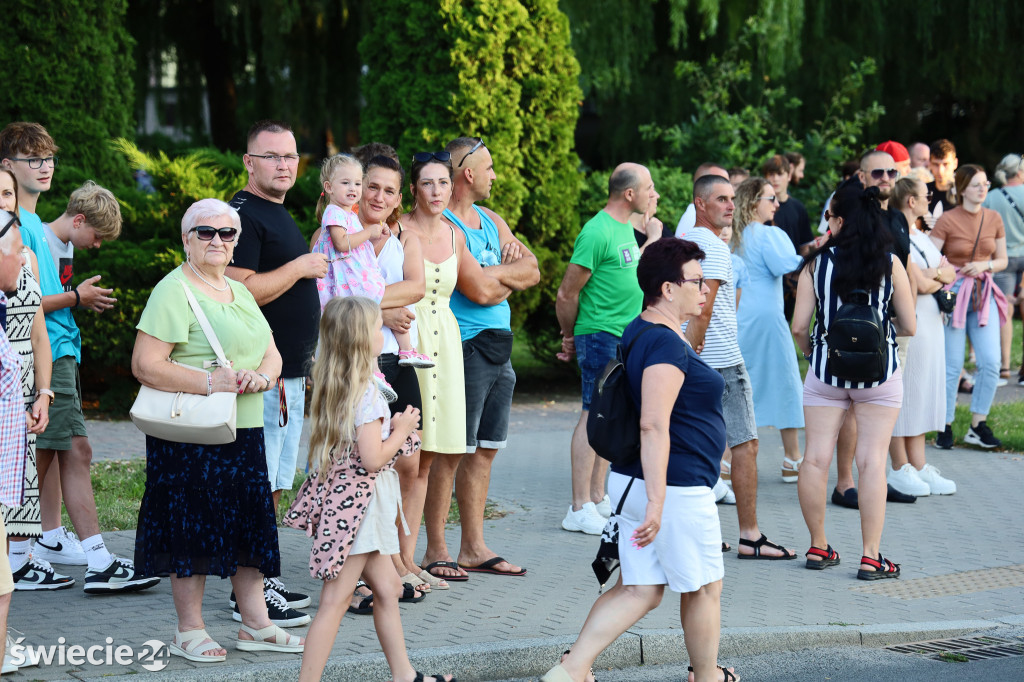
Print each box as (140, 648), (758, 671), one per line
(609, 471), (724, 594)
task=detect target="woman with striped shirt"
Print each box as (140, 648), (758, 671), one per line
(791, 185), (916, 581)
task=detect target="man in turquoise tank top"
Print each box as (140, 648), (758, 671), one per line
(438, 136), (540, 576)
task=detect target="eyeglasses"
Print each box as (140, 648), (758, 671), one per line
(868, 168), (898, 180)
(413, 151), (452, 164)
(247, 153), (300, 164)
(457, 138), (485, 167)
(758, 195), (777, 203)
(968, 182), (991, 190)
(678, 277), (705, 289)
(189, 226), (238, 242)
(9, 156), (58, 169)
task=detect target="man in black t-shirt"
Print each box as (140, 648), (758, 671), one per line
(927, 139), (959, 215)
(226, 120), (326, 626)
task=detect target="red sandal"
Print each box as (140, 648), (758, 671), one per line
(857, 554), (900, 580)
(804, 545), (840, 570)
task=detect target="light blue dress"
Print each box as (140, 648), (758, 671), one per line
(736, 222), (805, 429)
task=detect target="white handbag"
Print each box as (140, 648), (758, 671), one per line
(130, 278), (238, 445)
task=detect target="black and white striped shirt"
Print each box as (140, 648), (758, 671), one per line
(809, 247), (899, 389)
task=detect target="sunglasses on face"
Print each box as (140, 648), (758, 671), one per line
(868, 168), (898, 180)
(189, 226), (238, 242)
(457, 138), (485, 167)
(413, 151), (451, 164)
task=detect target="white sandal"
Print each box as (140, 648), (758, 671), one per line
(721, 460), (732, 484)
(236, 623), (304, 653)
(781, 456), (802, 483)
(169, 628), (226, 663)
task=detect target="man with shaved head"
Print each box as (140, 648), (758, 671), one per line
(684, 174), (796, 560)
(556, 162), (653, 534)
(675, 162), (729, 238)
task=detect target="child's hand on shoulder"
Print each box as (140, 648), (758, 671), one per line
(391, 405), (421, 439)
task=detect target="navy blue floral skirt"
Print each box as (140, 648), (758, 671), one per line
(134, 427), (281, 579)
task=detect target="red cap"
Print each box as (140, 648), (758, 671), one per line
(875, 140), (909, 163)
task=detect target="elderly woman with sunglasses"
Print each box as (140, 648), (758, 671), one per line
(132, 199), (303, 663)
(399, 151), (508, 583)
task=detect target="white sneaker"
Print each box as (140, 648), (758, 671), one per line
(887, 463), (931, 497)
(595, 495), (612, 518)
(721, 487), (736, 504)
(916, 463), (956, 495)
(31, 526), (87, 565)
(561, 503), (605, 535)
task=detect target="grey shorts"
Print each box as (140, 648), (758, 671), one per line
(463, 335), (516, 452)
(717, 363), (758, 448)
(993, 255), (1024, 298)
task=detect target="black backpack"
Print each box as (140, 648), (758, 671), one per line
(825, 289), (887, 383)
(587, 323), (667, 466)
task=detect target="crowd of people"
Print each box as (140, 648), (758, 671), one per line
(0, 117), (1017, 682)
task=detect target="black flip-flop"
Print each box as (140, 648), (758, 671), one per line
(459, 556), (526, 576)
(400, 582), (426, 603)
(423, 561), (469, 581)
(688, 665), (738, 681)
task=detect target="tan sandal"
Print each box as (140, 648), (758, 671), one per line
(236, 623), (303, 653)
(401, 572), (431, 593)
(169, 628), (226, 663)
(418, 568), (450, 590)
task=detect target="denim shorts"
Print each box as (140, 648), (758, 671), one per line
(576, 331), (620, 411)
(462, 345), (516, 451)
(717, 363), (758, 448)
(262, 377), (305, 491)
(993, 255), (1024, 298)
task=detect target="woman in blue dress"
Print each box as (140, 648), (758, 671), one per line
(733, 177), (805, 482)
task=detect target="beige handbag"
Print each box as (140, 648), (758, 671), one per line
(130, 278), (237, 444)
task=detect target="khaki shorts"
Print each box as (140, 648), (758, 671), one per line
(36, 356), (88, 452)
(0, 516), (12, 596)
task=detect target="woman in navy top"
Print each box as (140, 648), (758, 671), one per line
(792, 185), (916, 581)
(545, 239), (737, 682)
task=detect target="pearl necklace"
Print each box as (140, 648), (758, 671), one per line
(187, 260), (229, 291)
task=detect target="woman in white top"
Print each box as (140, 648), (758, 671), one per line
(887, 178), (956, 496)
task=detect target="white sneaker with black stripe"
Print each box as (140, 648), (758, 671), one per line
(31, 527), (87, 565)
(83, 556), (161, 594)
(12, 556), (74, 591)
(232, 587), (311, 627)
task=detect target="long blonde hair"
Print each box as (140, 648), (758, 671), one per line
(732, 177), (771, 254)
(307, 296), (379, 477)
(315, 153), (363, 224)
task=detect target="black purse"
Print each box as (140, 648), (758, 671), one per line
(910, 240), (956, 314)
(592, 477), (636, 591)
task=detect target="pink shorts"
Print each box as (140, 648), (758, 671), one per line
(803, 369), (903, 409)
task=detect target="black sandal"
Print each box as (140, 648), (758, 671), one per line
(688, 664), (738, 681)
(400, 582), (426, 603)
(804, 545), (840, 570)
(857, 554), (900, 581)
(737, 533), (796, 560)
(413, 673), (456, 682)
(348, 581), (374, 615)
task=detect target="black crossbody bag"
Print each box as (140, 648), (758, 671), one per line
(910, 240), (956, 314)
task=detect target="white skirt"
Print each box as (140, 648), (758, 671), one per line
(609, 471), (724, 593)
(350, 468), (406, 556)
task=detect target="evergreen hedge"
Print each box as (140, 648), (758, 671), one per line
(359, 0), (582, 355)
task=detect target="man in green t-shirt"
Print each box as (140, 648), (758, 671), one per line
(555, 163), (653, 534)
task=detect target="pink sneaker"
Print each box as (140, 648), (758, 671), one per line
(398, 349), (435, 368)
(373, 371), (398, 403)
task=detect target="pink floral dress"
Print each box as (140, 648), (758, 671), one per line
(313, 204), (387, 310)
(283, 382), (420, 580)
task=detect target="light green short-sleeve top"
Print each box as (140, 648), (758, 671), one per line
(136, 268), (273, 429)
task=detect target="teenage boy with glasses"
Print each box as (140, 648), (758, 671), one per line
(0, 123), (159, 594)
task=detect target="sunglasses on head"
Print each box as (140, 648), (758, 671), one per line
(189, 226), (238, 242)
(0, 210), (19, 241)
(412, 151), (451, 164)
(457, 137), (485, 167)
(868, 168), (898, 180)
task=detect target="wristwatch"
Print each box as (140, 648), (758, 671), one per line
(257, 372), (272, 390)
(988, 260), (994, 272)
(36, 388), (54, 405)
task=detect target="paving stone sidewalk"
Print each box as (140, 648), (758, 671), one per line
(8, 392), (1024, 680)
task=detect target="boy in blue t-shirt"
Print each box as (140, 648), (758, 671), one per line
(0, 122), (158, 595)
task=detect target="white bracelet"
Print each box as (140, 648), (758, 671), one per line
(206, 373), (213, 396)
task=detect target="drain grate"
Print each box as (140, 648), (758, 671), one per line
(887, 635), (1024, 662)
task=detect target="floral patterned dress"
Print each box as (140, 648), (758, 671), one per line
(284, 381), (420, 580)
(313, 204), (387, 309)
